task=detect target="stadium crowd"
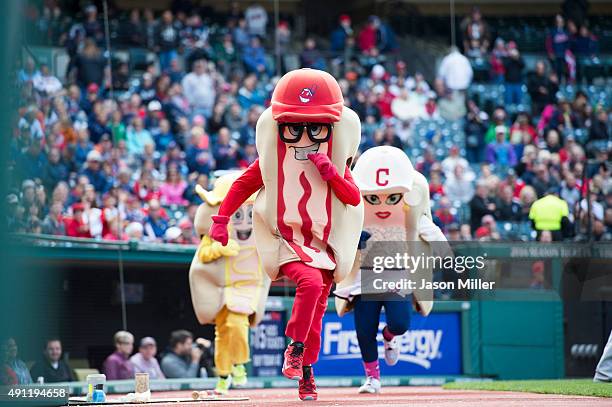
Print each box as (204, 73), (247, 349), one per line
(1, 331), (215, 384)
(8, 2), (611, 244)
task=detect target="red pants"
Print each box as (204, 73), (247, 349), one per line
(281, 261), (334, 365)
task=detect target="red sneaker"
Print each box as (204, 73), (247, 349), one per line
(282, 342), (304, 380)
(299, 366), (317, 401)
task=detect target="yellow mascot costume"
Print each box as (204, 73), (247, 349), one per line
(189, 172), (271, 394)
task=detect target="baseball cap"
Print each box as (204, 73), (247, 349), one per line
(22, 179), (36, 190)
(87, 83), (99, 93)
(87, 150), (102, 162)
(140, 337), (156, 347)
(148, 100), (162, 111)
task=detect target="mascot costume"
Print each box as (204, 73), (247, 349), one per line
(208, 68), (364, 401)
(189, 172), (271, 395)
(334, 146), (449, 394)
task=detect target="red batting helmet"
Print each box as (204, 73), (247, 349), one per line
(271, 68), (344, 123)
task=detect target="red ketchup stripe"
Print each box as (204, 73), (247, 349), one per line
(276, 138), (312, 263)
(298, 171), (317, 251)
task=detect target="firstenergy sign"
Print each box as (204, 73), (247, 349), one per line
(322, 322), (442, 369)
(315, 312), (461, 375)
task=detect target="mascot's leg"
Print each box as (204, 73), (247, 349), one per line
(381, 296), (412, 367)
(213, 307), (233, 395)
(226, 309), (250, 386)
(353, 295), (383, 394)
(280, 261), (332, 401)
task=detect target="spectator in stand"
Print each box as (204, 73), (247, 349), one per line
(71, 38), (105, 91)
(546, 14), (570, 81)
(181, 59), (216, 119)
(434, 197), (458, 233)
(1, 338), (32, 385)
(470, 181), (496, 233)
(242, 36), (268, 77)
(81, 150), (110, 193)
(186, 127), (214, 175)
(528, 60), (559, 116)
(144, 199), (168, 241)
(29, 339), (74, 383)
(438, 47), (473, 92)
(156, 11), (180, 73)
(103, 331), (135, 380)
(33, 64), (63, 97)
(82, 4), (103, 43)
(475, 214), (501, 241)
(529, 188), (571, 241)
(300, 37), (327, 70)
(358, 16), (379, 53)
(160, 330), (202, 379)
(441, 145), (470, 179)
(214, 127), (240, 170)
(588, 106), (610, 146)
(484, 107), (508, 143)
(509, 112), (537, 158)
(560, 172), (581, 213)
(503, 42), (525, 106)
(461, 7), (490, 57)
(126, 117), (154, 157)
(159, 165), (188, 206)
(465, 100), (488, 163)
(531, 162), (560, 198)
(489, 38), (507, 84)
(331, 15), (353, 54)
(65, 202), (90, 238)
(244, 3), (268, 37)
(232, 18), (250, 51)
(444, 163), (475, 204)
(486, 125), (517, 169)
(237, 74), (266, 110)
(41, 202), (65, 235)
(42, 148), (68, 192)
(176, 218), (198, 244)
(129, 337), (165, 379)
(495, 185), (522, 221)
(238, 106), (262, 146)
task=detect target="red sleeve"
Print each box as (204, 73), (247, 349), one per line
(217, 159), (264, 217)
(328, 165), (361, 207)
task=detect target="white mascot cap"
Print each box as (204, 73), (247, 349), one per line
(352, 146), (423, 207)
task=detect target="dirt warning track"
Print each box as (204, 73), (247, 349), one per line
(72, 386), (612, 407)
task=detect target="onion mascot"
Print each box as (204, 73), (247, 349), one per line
(208, 69), (364, 401)
(189, 172), (271, 394)
(334, 146), (449, 394)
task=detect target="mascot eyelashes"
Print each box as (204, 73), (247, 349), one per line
(189, 172), (270, 395)
(334, 146), (449, 394)
(208, 68), (363, 401)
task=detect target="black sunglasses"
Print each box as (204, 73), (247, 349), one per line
(278, 122), (333, 144)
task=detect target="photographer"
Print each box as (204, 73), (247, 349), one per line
(160, 330), (213, 378)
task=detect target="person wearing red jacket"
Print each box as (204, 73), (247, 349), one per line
(65, 203), (91, 238)
(208, 69), (363, 401)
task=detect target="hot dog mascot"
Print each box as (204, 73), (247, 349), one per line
(208, 68), (364, 401)
(334, 146), (449, 394)
(189, 172), (271, 395)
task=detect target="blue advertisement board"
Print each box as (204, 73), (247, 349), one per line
(250, 310), (286, 376)
(316, 311), (462, 375)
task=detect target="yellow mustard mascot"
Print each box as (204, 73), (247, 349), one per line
(189, 172), (271, 394)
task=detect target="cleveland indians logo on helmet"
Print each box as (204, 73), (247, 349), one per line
(298, 84), (318, 103)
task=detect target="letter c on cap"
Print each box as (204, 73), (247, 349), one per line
(376, 168), (389, 186)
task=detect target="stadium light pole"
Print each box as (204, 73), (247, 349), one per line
(274, 0), (281, 76)
(103, 0), (128, 331)
(449, 0), (456, 47)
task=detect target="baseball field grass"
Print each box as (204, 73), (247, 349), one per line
(443, 379), (612, 398)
